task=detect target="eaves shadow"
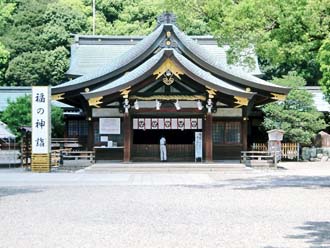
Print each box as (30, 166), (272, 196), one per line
(286, 221), (330, 248)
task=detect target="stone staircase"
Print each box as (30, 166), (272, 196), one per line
(83, 161), (250, 173)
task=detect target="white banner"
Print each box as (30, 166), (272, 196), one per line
(195, 132), (203, 161)
(32, 86), (51, 154)
(99, 118), (121, 134)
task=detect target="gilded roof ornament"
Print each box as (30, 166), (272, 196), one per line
(51, 93), (65, 101)
(234, 96), (249, 107)
(120, 87), (131, 99)
(271, 93), (286, 101)
(153, 58), (184, 80)
(88, 96), (103, 108)
(206, 87), (217, 99)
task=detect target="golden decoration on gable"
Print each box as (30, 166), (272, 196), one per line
(163, 76), (174, 86)
(234, 96), (249, 107)
(271, 93), (286, 101)
(88, 96), (103, 108)
(166, 31), (171, 38)
(51, 93), (64, 101)
(206, 87), (217, 99)
(153, 58), (184, 80)
(120, 87), (131, 99)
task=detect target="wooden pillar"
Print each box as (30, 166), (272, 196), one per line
(87, 117), (94, 150)
(123, 113), (131, 162)
(205, 113), (213, 162)
(242, 119), (248, 151)
(242, 108), (248, 151)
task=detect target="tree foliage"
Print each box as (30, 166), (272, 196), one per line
(318, 38), (330, 101)
(5, 47), (69, 86)
(0, 42), (10, 84)
(0, 0), (15, 32)
(209, 0), (330, 85)
(0, 95), (65, 138)
(164, 0), (211, 35)
(261, 73), (326, 144)
(0, 95), (31, 138)
(1, 0), (89, 86)
(0, 0), (330, 97)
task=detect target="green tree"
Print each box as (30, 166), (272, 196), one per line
(0, 42), (10, 84)
(209, 0), (330, 84)
(51, 105), (65, 138)
(0, 95), (65, 139)
(5, 47), (69, 86)
(261, 73), (327, 144)
(318, 38), (330, 101)
(1, 0), (88, 86)
(104, 0), (163, 35)
(0, 0), (15, 32)
(165, 0), (211, 35)
(0, 0), (14, 84)
(0, 95), (31, 138)
(82, 0), (212, 36)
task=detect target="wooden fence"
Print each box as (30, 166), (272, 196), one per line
(252, 143), (299, 160)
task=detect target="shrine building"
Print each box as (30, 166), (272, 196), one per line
(52, 13), (290, 162)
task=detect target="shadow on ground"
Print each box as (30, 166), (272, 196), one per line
(287, 221), (330, 248)
(231, 176), (330, 190)
(181, 176), (330, 190)
(0, 187), (43, 198)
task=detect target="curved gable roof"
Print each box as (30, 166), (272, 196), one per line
(53, 24), (165, 94)
(53, 14), (290, 108)
(172, 25), (290, 95)
(83, 49), (254, 100)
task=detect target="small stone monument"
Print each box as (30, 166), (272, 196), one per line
(267, 129), (285, 162)
(314, 131), (330, 147)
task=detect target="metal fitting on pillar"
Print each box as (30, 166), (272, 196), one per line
(206, 98), (213, 113)
(123, 98), (130, 113)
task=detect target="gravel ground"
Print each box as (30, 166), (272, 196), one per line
(0, 165), (330, 248)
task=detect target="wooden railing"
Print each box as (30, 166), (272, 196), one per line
(252, 143), (299, 160)
(51, 138), (83, 149)
(241, 151), (277, 167)
(51, 149), (95, 166)
(62, 150), (95, 162)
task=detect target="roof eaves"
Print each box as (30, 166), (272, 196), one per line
(172, 50), (254, 99)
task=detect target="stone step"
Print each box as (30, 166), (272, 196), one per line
(83, 162), (250, 173)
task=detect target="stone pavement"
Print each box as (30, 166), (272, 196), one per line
(1, 161), (330, 248)
(1, 161), (330, 187)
